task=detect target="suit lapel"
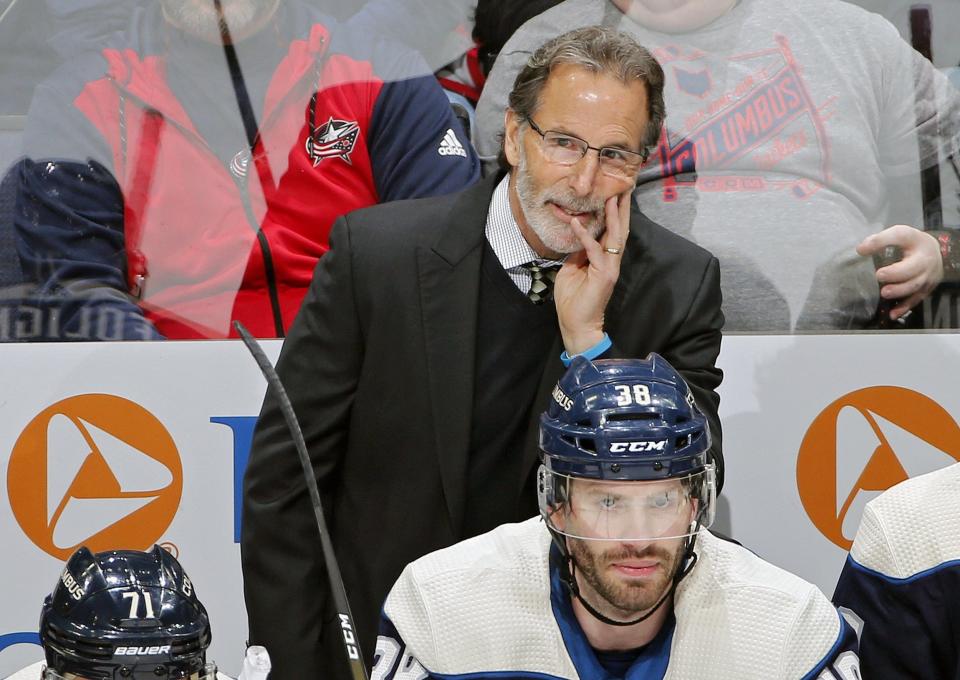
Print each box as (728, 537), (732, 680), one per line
(419, 175), (499, 534)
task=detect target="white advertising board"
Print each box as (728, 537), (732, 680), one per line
(0, 340), (281, 678)
(1, 334), (959, 677)
(718, 333), (960, 591)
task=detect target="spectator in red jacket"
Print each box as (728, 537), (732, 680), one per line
(13, 0), (479, 340)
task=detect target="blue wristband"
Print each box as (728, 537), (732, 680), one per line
(560, 333), (612, 367)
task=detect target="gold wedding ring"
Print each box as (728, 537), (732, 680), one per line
(604, 247), (621, 255)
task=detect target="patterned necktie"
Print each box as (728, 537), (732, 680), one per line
(523, 263), (561, 305)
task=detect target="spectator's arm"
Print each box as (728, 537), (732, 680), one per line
(367, 53), (480, 202)
(856, 224), (943, 320)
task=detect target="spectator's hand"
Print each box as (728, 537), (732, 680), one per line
(554, 190), (630, 354)
(857, 224), (943, 320)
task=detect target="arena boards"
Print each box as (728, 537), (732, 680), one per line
(1, 334), (957, 677)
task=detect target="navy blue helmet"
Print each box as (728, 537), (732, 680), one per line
(540, 354), (710, 479)
(538, 355), (715, 541)
(40, 545), (215, 680)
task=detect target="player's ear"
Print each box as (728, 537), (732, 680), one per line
(504, 108), (522, 168)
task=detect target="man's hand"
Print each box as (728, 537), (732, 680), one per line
(554, 190), (631, 354)
(857, 225), (943, 321)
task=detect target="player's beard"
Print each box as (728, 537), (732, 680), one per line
(160, 0), (276, 43)
(514, 143), (606, 255)
(568, 539), (683, 618)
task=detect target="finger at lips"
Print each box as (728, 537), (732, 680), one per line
(571, 216), (605, 262)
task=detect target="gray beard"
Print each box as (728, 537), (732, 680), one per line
(514, 145), (605, 255)
(161, 0), (266, 42)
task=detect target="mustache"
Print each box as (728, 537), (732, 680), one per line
(541, 191), (606, 215)
(602, 545), (672, 563)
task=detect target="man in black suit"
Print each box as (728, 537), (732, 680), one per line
(241, 25), (724, 680)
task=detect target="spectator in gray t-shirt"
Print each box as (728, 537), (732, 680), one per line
(476, 0), (960, 331)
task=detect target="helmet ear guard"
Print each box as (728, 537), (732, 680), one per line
(690, 463), (718, 530)
(537, 463), (558, 508)
(537, 464), (565, 533)
(537, 464), (550, 503)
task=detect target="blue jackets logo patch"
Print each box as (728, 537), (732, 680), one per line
(306, 117), (360, 166)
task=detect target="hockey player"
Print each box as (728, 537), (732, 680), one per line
(374, 355), (861, 679)
(7, 545), (235, 680)
(833, 462), (960, 678)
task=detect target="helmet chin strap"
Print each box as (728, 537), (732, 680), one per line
(551, 520), (703, 628)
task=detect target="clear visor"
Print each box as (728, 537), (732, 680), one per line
(538, 465), (716, 541)
(43, 663), (218, 680)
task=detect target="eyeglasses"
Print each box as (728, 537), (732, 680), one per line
(525, 117), (648, 179)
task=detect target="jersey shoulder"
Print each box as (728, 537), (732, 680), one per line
(672, 531), (847, 678)
(850, 463), (960, 579)
(383, 518), (576, 677)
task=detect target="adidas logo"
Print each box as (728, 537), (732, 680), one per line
(438, 128), (467, 157)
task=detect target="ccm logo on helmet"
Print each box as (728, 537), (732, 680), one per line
(610, 441), (667, 453)
(59, 569), (83, 601)
(552, 385), (573, 411)
(115, 646), (171, 656)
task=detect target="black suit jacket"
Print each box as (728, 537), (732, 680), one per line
(240, 174), (724, 679)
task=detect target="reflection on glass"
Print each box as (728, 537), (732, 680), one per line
(473, 0), (960, 332)
(1, 0), (479, 341)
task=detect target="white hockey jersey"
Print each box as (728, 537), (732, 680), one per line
(376, 518), (859, 679)
(833, 462), (960, 678)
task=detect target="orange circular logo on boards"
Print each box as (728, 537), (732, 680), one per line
(797, 387), (960, 549)
(7, 394), (182, 559)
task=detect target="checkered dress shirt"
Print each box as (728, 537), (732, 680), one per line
(484, 176), (565, 293)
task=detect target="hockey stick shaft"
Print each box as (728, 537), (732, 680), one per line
(235, 322), (369, 680)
